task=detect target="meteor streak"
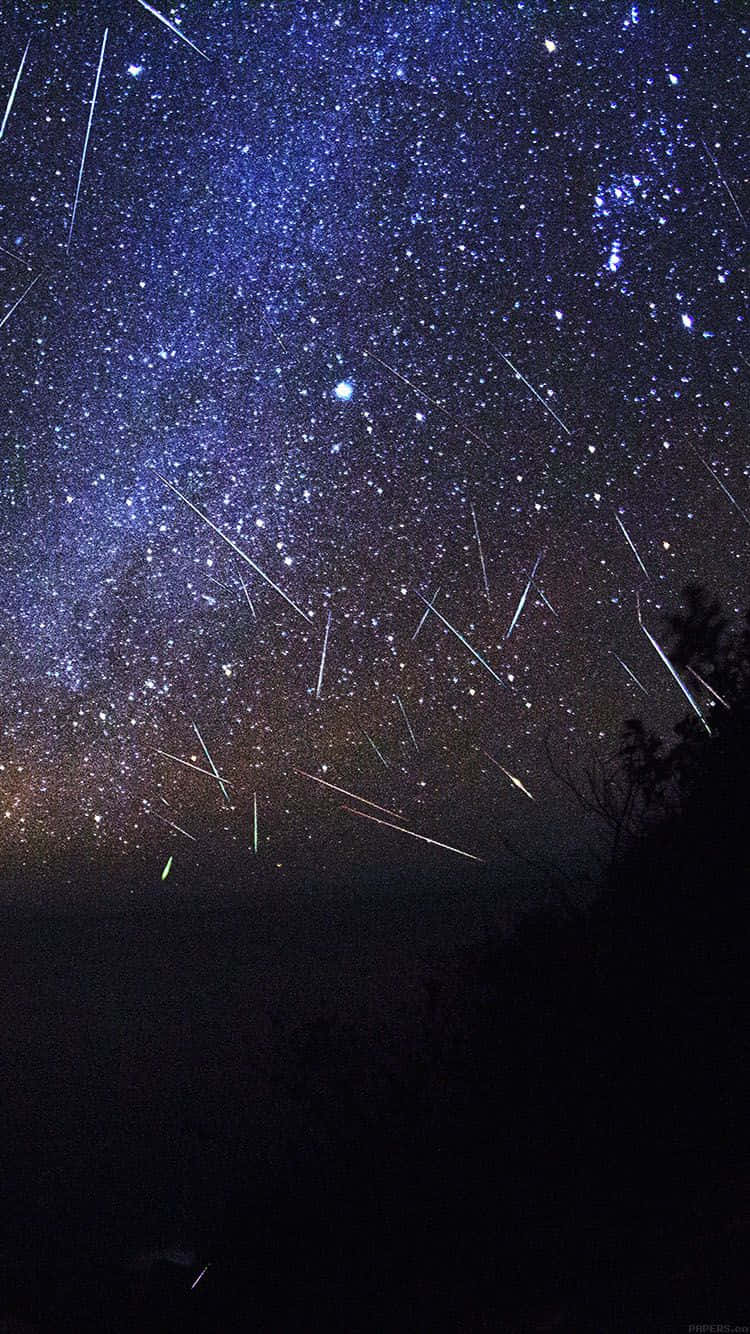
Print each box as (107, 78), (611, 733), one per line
(0, 271), (42, 331)
(638, 615), (710, 733)
(505, 553), (542, 639)
(491, 345), (571, 435)
(689, 446), (750, 528)
(470, 504), (491, 601)
(687, 665), (730, 710)
(157, 473), (314, 623)
(67, 28), (108, 252)
(155, 748), (234, 786)
(364, 349), (489, 447)
(412, 586), (440, 640)
(316, 610), (332, 699)
(415, 591), (507, 689)
(154, 812), (196, 841)
(192, 722), (232, 805)
(253, 791), (258, 854)
(134, 0), (210, 60)
(161, 854), (173, 880)
(363, 731), (389, 768)
(294, 768), (403, 819)
(237, 568), (257, 618)
(342, 804), (484, 863)
(395, 694), (418, 749)
(611, 652), (648, 695)
(0, 38), (30, 141)
(483, 751), (535, 800)
(614, 512), (649, 577)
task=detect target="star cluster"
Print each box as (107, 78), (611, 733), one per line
(0, 0), (747, 890)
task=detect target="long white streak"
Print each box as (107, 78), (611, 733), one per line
(533, 582), (556, 614)
(341, 804), (484, 863)
(505, 576), (532, 639)
(495, 349), (571, 435)
(157, 474), (314, 623)
(470, 504), (491, 602)
(191, 1264), (210, 1290)
(483, 751), (535, 800)
(253, 792), (258, 854)
(506, 552), (544, 639)
(154, 812), (196, 841)
(192, 722), (231, 805)
(395, 694), (418, 749)
(67, 28), (108, 252)
(0, 270), (42, 331)
(611, 653), (648, 695)
(295, 768), (403, 820)
(363, 731), (389, 768)
(237, 568), (256, 617)
(700, 137), (747, 228)
(155, 748), (234, 786)
(614, 513), (649, 577)
(687, 665), (730, 710)
(364, 349), (487, 447)
(315, 610), (331, 699)
(0, 242), (32, 268)
(690, 448), (750, 528)
(412, 586), (440, 640)
(640, 621), (711, 733)
(135, 0), (210, 60)
(416, 592), (508, 689)
(0, 39), (30, 141)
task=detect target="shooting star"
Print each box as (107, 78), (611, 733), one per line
(688, 446), (750, 528)
(157, 474), (314, 623)
(67, 28), (108, 252)
(470, 504), (491, 602)
(253, 791), (258, 854)
(611, 652), (648, 695)
(491, 345), (571, 435)
(155, 748), (235, 787)
(237, 568), (257, 618)
(161, 854), (173, 881)
(192, 722), (232, 805)
(700, 136), (747, 229)
(533, 583), (557, 614)
(638, 612), (710, 734)
(687, 665), (730, 710)
(614, 512), (649, 577)
(395, 694), (418, 749)
(0, 270), (42, 332)
(154, 812), (196, 841)
(0, 38), (30, 141)
(0, 243), (32, 269)
(363, 731), (389, 768)
(364, 349), (489, 448)
(191, 1264), (210, 1290)
(295, 768), (403, 820)
(505, 553), (543, 640)
(412, 586), (440, 640)
(342, 804), (484, 863)
(416, 591), (508, 689)
(134, 0), (210, 60)
(315, 610), (332, 699)
(483, 751), (535, 800)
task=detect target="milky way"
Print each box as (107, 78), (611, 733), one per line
(0, 1), (747, 891)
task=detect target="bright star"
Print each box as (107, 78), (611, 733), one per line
(334, 380), (354, 400)
(127, 64), (144, 78)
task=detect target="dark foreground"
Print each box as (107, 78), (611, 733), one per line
(0, 826), (746, 1332)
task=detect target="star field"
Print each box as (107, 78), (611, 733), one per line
(0, 0), (747, 890)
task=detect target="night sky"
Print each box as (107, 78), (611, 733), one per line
(1, 0), (747, 894)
